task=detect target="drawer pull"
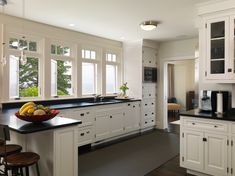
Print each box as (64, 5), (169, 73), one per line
(128, 104), (131, 106)
(110, 116), (112, 118)
(133, 106), (136, 108)
(152, 112), (154, 115)
(152, 103), (154, 105)
(149, 94), (151, 96)
(214, 125), (218, 128)
(203, 138), (207, 142)
(152, 120), (154, 122)
(145, 104), (147, 106)
(192, 123), (195, 125)
(87, 131), (90, 134)
(80, 133), (85, 136)
(86, 112), (90, 114)
(145, 114), (147, 116)
(80, 113), (84, 116)
(145, 121), (147, 124)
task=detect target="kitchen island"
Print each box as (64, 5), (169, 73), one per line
(180, 109), (235, 176)
(0, 109), (81, 176)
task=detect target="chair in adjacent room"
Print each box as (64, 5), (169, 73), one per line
(0, 125), (40, 176)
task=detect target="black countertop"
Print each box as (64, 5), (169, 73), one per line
(0, 98), (140, 134)
(180, 109), (235, 121)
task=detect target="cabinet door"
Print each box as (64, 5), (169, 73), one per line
(183, 130), (204, 171)
(206, 17), (229, 80)
(95, 115), (110, 141)
(204, 133), (228, 176)
(124, 102), (141, 132)
(110, 111), (124, 137)
(232, 136), (235, 176)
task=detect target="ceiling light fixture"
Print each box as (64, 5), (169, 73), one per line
(140, 21), (158, 31)
(69, 23), (75, 27)
(0, 0), (7, 6)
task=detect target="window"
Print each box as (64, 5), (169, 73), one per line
(105, 53), (119, 94)
(8, 36), (41, 99)
(82, 49), (99, 95)
(50, 44), (73, 97)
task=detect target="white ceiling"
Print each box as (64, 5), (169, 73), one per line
(1, 0), (210, 42)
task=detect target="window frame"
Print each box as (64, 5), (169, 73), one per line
(104, 49), (122, 95)
(4, 33), (43, 101)
(50, 41), (75, 98)
(81, 46), (101, 96)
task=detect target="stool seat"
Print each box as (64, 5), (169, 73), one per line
(6, 152), (40, 167)
(0, 144), (22, 157)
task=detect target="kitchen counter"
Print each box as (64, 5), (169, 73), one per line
(180, 108), (235, 121)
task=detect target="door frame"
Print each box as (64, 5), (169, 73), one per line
(162, 55), (196, 129)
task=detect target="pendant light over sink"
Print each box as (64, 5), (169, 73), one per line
(140, 20), (158, 31)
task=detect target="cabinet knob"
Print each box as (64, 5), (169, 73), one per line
(80, 133), (85, 136)
(145, 121), (147, 124)
(145, 114), (147, 116)
(80, 113), (84, 116)
(110, 116), (112, 118)
(228, 68), (232, 72)
(128, 104), (131, 106)
(149, 94), (151, 96)
(203, 138), (207, 142)
(133, 106), (135, 108)
(214, 125), (218, 128)
(145, 104), (147, 106)
(192, 123), (195, 125)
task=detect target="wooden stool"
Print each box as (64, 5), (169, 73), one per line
(6, 152), (40, 176)
(0, 125), (40, 176)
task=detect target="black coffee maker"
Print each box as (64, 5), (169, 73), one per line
(211, 91), (230, 113)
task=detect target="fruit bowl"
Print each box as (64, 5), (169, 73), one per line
(15, 110), (60, 123)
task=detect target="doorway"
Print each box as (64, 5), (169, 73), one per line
(164, 59), (199, 132)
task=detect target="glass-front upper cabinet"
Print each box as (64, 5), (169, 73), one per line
(206, 17), (229, 79)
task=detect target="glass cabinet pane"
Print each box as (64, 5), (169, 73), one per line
(211, 39), (225, 59)
(211, 21), (225, 38)
(211, 60), (224, 74)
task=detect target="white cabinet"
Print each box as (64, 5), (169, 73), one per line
(181, 116), (230, 176)
(200, 10), (235, 82)
(183, 130), (204, 171)
(95, 113), (110, 141)
(204, 133), (228, 176)
(124, 102), (141, 133)
(95, 105), (125, 142)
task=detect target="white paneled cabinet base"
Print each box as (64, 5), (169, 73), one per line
(180, 116), (234, 176)
(60, 101), (141, 146)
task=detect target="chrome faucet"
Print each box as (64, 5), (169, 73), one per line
(93, 94), (102, 102)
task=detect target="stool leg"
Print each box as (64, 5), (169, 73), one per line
(36, 163), (40, 176)
(20, 168), (24, 176)
(25, 167), (29, 176)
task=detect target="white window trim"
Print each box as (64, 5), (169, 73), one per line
(2, 33), (43, 101)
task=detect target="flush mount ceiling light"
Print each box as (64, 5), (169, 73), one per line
(0, 0), (7, 6)
(140, 21), (158, 31)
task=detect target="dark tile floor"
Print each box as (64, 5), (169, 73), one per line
(145, 155), (194, 176)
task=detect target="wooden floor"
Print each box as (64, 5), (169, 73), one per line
(145, 155), (194, 176)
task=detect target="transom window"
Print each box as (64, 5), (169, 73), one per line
(82, 49), (96, 59)
(106, 53), (117, 62)
(9, 38), (37, 52)
(51, 44), (71, 56)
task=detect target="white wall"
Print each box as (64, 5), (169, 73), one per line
(173, 60), (195, 111)
(123, 41), (143, 99)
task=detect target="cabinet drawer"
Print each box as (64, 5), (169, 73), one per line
(77, 126), (94, 147)
(143, 108), (155, 119)
(142, 118), (155, 128)
(184, 119), (228, 132)
(67, 109), (94, 125)
(231, 124), (235, 134)
(142, 98), (156, 109)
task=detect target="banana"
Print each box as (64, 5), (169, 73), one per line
(20, 105), (35, 116)
(19, 102), (35, 113)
